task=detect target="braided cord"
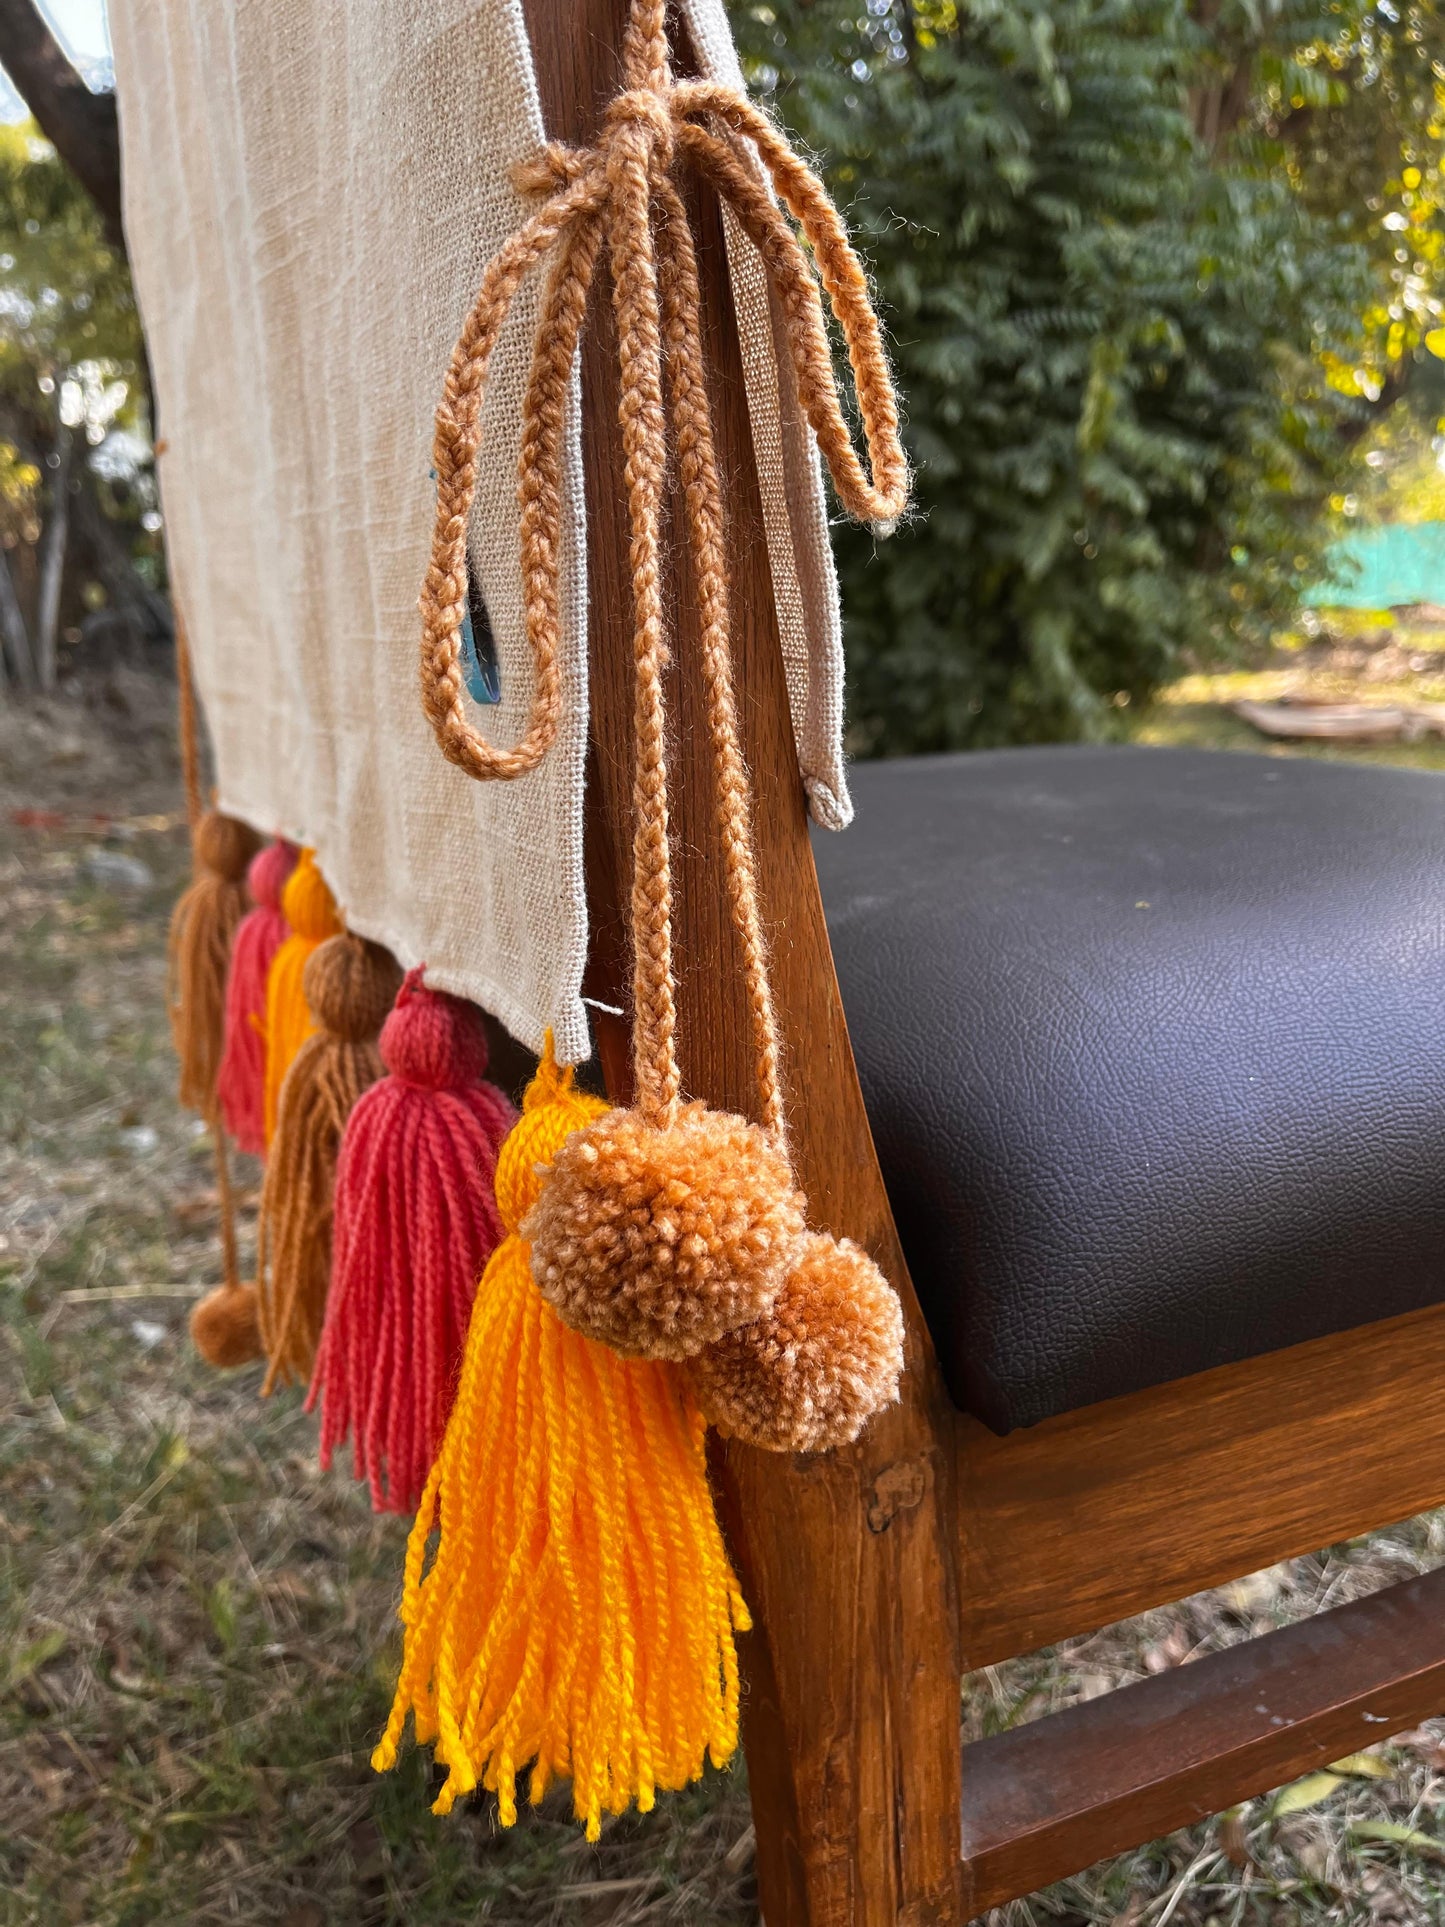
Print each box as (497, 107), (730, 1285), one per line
(415, 0), (910, 1137)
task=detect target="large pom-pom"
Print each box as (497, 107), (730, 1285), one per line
(685, 1232), (904, 1452)
(524, 1101), (806, 1359)
(190, 1280), (263, 1368)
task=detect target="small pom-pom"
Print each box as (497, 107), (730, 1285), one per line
(190, 1280), (263, 1368)
(685, 1232), (904, 1453)
(525, 1101), (806, 1359)
(379, 967), (490, 1091)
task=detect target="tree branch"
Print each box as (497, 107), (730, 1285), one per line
(0, 0), (123, 252)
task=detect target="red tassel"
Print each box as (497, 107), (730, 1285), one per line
(307, 968), (515, 1513)
(217, 840), (297, 1155)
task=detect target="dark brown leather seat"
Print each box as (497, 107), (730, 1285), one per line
(815, 745), (1445, 1432)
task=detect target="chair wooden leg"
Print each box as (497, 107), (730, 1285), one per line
(523, 9), (968, 1919)
(717, 1406), (967, 1927)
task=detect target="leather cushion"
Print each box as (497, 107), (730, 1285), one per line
(813, 746), (1445, 1432)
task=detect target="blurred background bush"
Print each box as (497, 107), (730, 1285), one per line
(731, 0), (1445, 754)
(0, 0), (1442, 749)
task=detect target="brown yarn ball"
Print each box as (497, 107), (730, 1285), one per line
(193, 810), (260, 881)
(524, 1101), (806, 1359)
(190, 1280), (263, 1368)
(686, 1232), (904, 1453)
(302, 935), (403, 1042)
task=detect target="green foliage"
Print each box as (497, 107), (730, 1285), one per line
(0, 121), (159, 688)
(0, 121), (139, 392)
(1209, 0), (1445, 405)
(732, 0), (1373, 752)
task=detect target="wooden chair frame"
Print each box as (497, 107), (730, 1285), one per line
(525, 5), (1445, 1917)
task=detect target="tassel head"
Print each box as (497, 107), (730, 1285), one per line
(280, 847), (342, 941)
(304, 932), (404, 1041)
(380, 966), (491, 1090)
(262, 849), (342, 1144)
(497, 1046), (605, 1231)
(246, 837), (296, 912)
(192, 809), (258, 880)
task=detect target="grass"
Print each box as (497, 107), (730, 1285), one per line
(5, 657), (1445, 1925)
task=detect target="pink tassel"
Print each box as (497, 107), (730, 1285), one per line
(217, 840), (298, 1156)
(307, 968), (515, 1513)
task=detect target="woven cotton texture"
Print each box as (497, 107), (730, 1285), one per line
(109, 0), (851, 1060)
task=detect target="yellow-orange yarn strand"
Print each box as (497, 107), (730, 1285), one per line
(373, 1045), (749, 1839)
(262, 848), (342, 1143)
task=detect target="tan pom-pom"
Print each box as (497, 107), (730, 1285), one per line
(524, 1101), (806, 1359)
(686, 1232), (904, 1453)
(190, 1280), (263, 1368)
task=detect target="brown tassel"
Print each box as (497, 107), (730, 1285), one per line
(256, 933), (402, 1392)
(167, 810), (261, 1112)
(167, 606), (265, 1367)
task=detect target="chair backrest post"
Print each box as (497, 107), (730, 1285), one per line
(522, 6), (968, 1918)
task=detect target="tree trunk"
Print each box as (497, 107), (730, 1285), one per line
(34, 422), (73, 690)
(0, 543), (36, 689)
(0, 0), (124, 253)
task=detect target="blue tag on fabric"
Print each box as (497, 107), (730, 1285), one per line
(460, 582), (502, 706)
(430, 465), (501, 706)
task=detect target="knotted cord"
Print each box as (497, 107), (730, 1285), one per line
(417, 0), (909, 1144)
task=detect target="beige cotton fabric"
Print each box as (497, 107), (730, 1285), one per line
(109, 0), (851, 1063)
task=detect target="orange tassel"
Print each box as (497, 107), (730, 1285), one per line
(167, 810), (262, 1113)
(373, 1042), (749, 1839)
(257, 933), (401, 1391)
(262, 848), (342, 1145)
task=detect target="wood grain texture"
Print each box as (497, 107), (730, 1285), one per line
(957, 1297), (1445, 1672)
(961, 1563), (1445, 1914)
(519, 7), (965, 1922)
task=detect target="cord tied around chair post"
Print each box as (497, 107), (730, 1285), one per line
(415, 0), (906, 1447)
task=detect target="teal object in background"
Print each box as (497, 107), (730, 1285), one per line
(1305, 522), (1445, 610)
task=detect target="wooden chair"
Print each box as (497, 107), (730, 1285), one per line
(526, 4), (1445, 1918)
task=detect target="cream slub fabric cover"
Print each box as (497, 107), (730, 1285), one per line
(109, 0), (851, 1064)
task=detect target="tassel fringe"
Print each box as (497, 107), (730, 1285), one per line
(373, 1045), (749, 1839)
